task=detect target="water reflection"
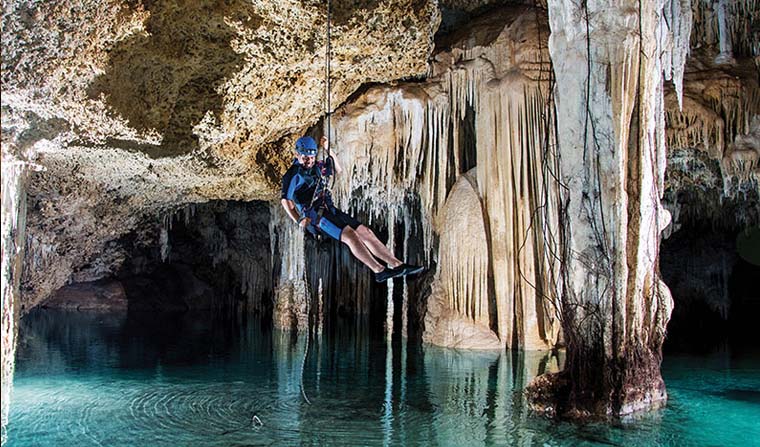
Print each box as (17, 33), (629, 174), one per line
(422, 348), (564, 446)
(8, 309), (760, 446)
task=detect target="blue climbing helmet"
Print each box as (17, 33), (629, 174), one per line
(295, 136), (318, 156)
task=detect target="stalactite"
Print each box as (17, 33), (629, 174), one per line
(1, 156), (33, 445)
(402, 208), (411, 338)
(386, 207), (396, 338)
(159, 222), (170, 263)
(714, 0), (735, 64)
(663, 0), (693, 107)
(270, 202), (308, 330)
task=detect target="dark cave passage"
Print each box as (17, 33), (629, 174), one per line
(40, 199), (433, 342)
(661, 224), (760, 353)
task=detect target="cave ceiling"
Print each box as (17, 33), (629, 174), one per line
(2, 0), (441, 205)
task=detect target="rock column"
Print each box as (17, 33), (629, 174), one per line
(528, 0), (687, 417)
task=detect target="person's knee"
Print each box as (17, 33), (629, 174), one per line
(341, 226), (358, 244)
(356, 225), (373, 239)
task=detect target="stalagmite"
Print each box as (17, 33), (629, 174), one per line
(526, 0), (689, 418)
(423, 171), (500, 349)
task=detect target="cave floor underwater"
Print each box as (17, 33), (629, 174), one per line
(6, 308), (759, 447)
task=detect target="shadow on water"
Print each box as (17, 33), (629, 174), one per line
(87, 0), (262, 157)
(710, 389), (760, 404)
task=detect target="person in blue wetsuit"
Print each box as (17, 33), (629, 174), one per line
(280, 135), (423, 283)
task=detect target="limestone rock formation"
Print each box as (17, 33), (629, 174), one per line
(525, 0), (687, 418)
(1, 155), (32, 445)
(2, 0), (440, 313)
(329, 6), (562, 350)
(423, 171), (501, 350)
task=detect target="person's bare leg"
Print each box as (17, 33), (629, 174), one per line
(355, 225), (403, 268)
(340, 227), (385, 273)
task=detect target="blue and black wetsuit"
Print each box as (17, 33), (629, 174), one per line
(281, 159), (361, 241)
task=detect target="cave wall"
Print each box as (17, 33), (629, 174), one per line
(660, 0), (760, 353)
(40, 201), (273, 316)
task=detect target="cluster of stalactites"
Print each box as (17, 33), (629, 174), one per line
(691, 0), (760, 61)
(665, 78), (760, 190)
(330, 7), (562, 349)
(473, 72), (562, 349)
(155, 203), (273, 313)
(329, 86), (449, 266)
(222, 205), (271, 313)
(665, 95), (725, 158)
(158, 204), (197, 263)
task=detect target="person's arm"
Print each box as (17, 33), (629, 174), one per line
(280, 198), (300, 223)
(281, 198), (312, 229)
(281, 167), (311, 229)
(321, 136), (343, 175)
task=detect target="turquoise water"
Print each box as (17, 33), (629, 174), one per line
(7, 310), (760, 446)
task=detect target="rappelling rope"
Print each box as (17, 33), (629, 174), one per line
(305, 0), (334, 215)
(299, 0), (333, 406)
(325, 0), (332, 161)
